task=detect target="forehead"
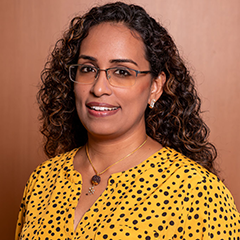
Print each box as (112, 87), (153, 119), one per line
(79, 22), (148, 67)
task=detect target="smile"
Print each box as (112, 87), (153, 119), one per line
(90, 106), (119, 111)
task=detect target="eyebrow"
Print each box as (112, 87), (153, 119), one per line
(78, 55), (97, 61)
(78, 55), (138, 67)
(110, 59), (138, 67)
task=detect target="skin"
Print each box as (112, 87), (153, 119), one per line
(73, 22), (166, 231)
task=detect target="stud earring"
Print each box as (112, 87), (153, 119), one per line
(149, 99), (156, 109)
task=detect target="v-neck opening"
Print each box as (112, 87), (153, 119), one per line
(70, 146), (169, 233)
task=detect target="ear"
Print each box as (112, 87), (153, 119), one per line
(148, 72), (166, 105)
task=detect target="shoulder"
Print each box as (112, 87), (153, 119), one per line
(159, 147), (222, 186)
(25, 148), (79, 191)
(154, 147), (216, 178)
(159, 147), (218, 180)
(156, 148), (240, 238)
(31, 148), (78, 175)
(158, 147), (238, 210)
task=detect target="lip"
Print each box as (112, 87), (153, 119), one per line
(86, 102), (120, 117)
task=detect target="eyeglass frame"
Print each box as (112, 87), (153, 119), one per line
(68, 64), (152, 88)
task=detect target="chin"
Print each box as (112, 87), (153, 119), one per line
(86, 125), (120, 138)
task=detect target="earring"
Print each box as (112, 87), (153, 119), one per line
(149, 99), (156, 109)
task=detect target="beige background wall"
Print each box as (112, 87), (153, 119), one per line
(1, 0), (239, 238)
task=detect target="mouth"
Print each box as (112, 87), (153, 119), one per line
(86, 102), (120, 117)
(89, 106), (119, 111)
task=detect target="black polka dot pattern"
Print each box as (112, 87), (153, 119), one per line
(16, 148), (240, 239)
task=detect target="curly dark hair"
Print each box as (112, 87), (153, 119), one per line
(37, 1), (217, 174)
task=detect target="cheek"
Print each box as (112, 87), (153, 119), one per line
(74, 86), (88, 104)
(135, 81), (152, 101)
(122, 81), (152, 109)
(74, 88), (89, 120)
(140, 80), (152, 92)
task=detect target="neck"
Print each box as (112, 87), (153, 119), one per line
(86, 130), (148, 169)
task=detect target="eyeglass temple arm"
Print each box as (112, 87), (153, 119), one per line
(136, 70), (151, 76)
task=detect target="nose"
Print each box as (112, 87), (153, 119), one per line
(90, 69), (112, 97)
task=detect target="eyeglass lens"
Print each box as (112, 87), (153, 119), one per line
(70, 65), (136, 87)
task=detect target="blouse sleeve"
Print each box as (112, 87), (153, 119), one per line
(183, 177), (240, 239)
(15, 166), (42, 240)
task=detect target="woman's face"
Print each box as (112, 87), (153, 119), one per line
(74, 22), (160, 139)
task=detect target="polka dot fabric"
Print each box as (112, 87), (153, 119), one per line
(16, 147), (240, 239)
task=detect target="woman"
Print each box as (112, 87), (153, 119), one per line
(16, 2), (240, 239)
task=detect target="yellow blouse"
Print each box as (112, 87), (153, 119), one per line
(16, 147), (240, 239)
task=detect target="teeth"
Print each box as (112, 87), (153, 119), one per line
(91, 106), (118, 111)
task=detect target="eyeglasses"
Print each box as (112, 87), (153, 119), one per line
(69, 64), (151, 88)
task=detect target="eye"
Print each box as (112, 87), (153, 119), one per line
(79, 65), (96, 74)
(113, 67), (133, 78)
